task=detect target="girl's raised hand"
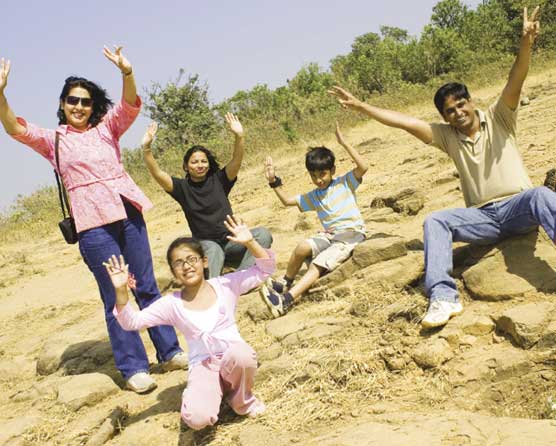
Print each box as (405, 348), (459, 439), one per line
(225, 112), (244, 137)
(142, 122), (158, 147)
(224, 215), (253, 244)
(0, 58), (11, 93)
(103, 45), (132, 75)
(103, 255), (129, 290)
(264, 156), (276, 182)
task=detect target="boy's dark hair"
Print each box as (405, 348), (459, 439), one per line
(57, 76), (114, 127)
(182, 145), (220, 176)
(433, 82), (471, 115)
(166, 237), (208, 279)
(305, 146), (335, 171)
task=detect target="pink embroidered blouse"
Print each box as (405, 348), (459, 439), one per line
(11, 97), (152, 233)
(114, 252), (276, 368)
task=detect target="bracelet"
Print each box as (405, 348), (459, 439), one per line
(269, 176), (282, 188)
(122, 69), (133, 76)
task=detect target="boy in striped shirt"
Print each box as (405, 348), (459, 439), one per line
(260, 123), (368, 318)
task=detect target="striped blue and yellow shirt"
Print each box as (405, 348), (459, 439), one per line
(295, 170), (365, 234)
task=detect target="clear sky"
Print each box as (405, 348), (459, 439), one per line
(0, 0), (481, 213)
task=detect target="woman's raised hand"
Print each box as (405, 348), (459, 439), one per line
(225, 112), (244, 137)
(0, 58), (11, 94)
(264, 156), (276, 182)
(103, 45), (133, 75)
(103, 255), (129, 290)
(142, 122), (158, 148)
(224, 215), (253, 245)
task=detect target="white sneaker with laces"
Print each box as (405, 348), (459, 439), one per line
(126, 372), (157, 393)
(163, 351), (188, 371)
(421, 300), (463, 328)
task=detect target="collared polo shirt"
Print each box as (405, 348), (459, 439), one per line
(430, 98), (532, 208)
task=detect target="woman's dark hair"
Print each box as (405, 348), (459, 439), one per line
(305, 146), (335, 171)
(57, 76), (114, 127)
(166, 237), (208, 279)
(433, 82), (471, 115)
(183, 145), (220, 176)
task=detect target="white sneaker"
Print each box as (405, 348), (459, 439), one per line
(163, 351), (188, 372)
(421, 300), (463, 328)
(126, 372), (157, 393)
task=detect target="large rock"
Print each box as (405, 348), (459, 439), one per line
(351, 236), (407, 269)
(57, 373), (119, 410)
(304, 410), (556, 446)
(371, 188), (425, 215)
(495, 302), (555, 349)
(37, 339), (113, 376)
(412, 338), (454, 369)
(462, 232), (556, 300)
(353, 252), (424, 288)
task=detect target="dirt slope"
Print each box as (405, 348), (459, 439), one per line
(1, 67), (556, 446)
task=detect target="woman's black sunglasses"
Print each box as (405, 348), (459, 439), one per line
(66, 96), (93, 107)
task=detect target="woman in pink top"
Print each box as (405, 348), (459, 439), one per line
(105, 215), (275, 430)
(0, 48), (184, 393)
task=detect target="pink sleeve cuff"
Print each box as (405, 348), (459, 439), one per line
(254, 249), (276, 275)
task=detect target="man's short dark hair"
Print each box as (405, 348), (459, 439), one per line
(434, 82), (471, 115)
(305, 146), (335, 171)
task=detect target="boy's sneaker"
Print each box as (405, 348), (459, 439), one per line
(421, 300), (463, 328)
(126, 372), (157, 394)
(259, 285), (293, 318)
(264, 277), (289, 294)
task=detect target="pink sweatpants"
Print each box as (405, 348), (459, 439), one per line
(181, 342), (265, 430)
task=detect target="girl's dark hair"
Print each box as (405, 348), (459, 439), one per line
(57, 76), (114, 127)
(166, 237), (208, 279)
(183, 145), (220, 176)
(433, 82), (471, 115)
(305, 146), (335, 171)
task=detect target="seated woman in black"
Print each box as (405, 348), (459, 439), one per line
(142, 114), (272, 278)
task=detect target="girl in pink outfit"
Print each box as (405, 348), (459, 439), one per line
(105, 215), (274, 430)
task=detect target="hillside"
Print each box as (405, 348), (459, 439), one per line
(1, 67), (556, 446)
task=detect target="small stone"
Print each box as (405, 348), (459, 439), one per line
(412, 338), (454, 369)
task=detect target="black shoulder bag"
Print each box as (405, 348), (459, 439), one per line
(54, 133), (78, 244)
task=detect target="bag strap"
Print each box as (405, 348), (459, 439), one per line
(53, 133), (72, 218)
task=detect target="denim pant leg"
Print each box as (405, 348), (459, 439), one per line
(423, 207), (502, 303)
(200, 240), (225, 278)
(224, 227), (273, 271)
(121, 205), (182, 364)
(79, 223), (150, 380)
(497, 187), (556, 240)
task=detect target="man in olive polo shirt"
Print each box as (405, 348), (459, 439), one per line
(329, 7), (546, 328)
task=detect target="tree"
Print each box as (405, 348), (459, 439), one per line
(144, 70), (219, 148)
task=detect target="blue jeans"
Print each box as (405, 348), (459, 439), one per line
(200, 227), (273, 278)
(78, 200), (182, 379)
(423, 187), (556, 303)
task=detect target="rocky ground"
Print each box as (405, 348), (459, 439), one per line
(1, 67), (556, 445)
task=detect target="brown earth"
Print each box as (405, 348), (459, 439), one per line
(1, 67), (556, 445)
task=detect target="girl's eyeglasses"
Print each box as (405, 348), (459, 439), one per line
(172, 256), (201, 270)
(66, 96), (93, 107)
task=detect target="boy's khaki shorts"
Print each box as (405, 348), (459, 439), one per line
(306, 230), (366, 272)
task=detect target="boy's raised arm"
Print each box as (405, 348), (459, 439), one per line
(142, 122), (174, 193)
(335, 122), (368, 182)
(501, 6), (540, 111)
(264, 156), (297, 207)
(328, 86), (433, 144)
